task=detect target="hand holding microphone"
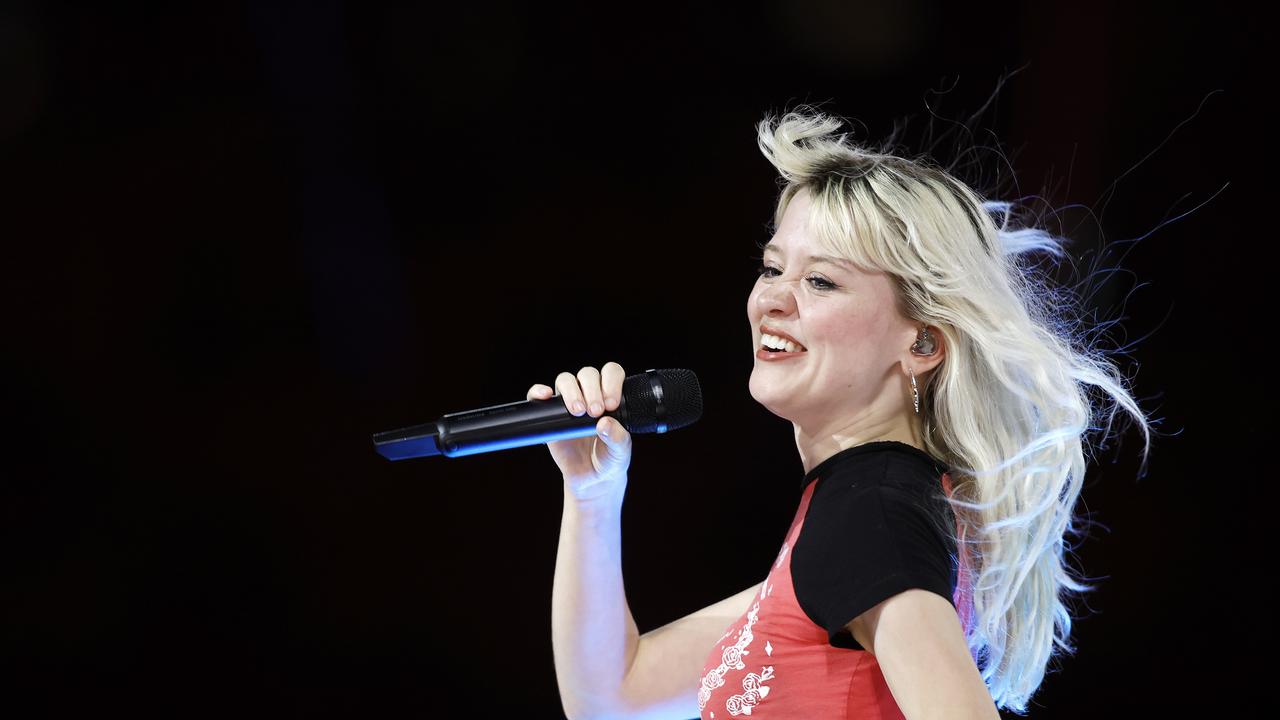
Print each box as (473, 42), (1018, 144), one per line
(527, 362), (633, 501)
(371, 366), (703, 502)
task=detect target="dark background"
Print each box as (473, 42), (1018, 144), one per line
(0, 0), (1263, 716)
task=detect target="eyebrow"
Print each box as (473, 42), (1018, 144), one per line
(761, 242), (855, 270)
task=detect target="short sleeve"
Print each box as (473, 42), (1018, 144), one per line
(792, 469), (958, 651)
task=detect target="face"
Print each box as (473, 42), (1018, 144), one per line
(747, 187), (918, 429)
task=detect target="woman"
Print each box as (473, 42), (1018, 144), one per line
(538, 107), (1153, 719)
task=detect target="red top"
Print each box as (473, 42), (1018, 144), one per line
(696, 442), (972, 719)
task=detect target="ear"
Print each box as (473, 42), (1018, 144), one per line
(908, 324), (946, 376)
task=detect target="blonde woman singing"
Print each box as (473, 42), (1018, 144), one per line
(538, 106), (1153, 720)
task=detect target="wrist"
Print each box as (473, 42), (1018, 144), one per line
(563, 480), (626, 513)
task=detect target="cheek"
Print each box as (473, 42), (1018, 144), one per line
(808, 313), (880, 355)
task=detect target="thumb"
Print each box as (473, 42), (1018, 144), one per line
(595, 417), (624, 456)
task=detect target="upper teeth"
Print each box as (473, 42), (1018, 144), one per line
(762, 333), (806, 352)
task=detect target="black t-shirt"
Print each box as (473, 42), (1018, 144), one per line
(789, 440), (958, 651)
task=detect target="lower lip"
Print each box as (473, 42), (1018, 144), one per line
(757, 347), (807, 361)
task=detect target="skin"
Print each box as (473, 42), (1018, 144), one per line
(534, 185), (998, 719)
(748, 186), (944, 473)
(748, 186), (1001, 720)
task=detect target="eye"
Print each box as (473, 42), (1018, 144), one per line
(755, 264), (837, 290)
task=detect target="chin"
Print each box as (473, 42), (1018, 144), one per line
(748, 378), (790, 411)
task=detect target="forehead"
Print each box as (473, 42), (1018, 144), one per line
(762, 188), (859, 270)
(761, 240), (857, 271)
(759, 188), (905, 313)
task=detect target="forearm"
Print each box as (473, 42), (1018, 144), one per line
(552, 481), (641, 720)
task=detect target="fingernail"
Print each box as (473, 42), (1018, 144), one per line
(590, 402), (602, 415)
(574, 401), (585, 414)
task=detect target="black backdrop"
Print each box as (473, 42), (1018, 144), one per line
(1, 1), (1264, 716)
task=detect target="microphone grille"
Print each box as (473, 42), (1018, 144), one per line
(623, 368), (703, 434)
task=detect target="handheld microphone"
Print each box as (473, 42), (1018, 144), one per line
(371, 368), (702, 461)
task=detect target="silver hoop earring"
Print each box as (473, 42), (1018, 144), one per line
(909, 368), (919, 414)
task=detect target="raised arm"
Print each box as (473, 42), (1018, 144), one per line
(553, 479), (761, 720)
(617, 581), (763, 719)
(552, 482), (640, 720)
(543, 363), (760, 719)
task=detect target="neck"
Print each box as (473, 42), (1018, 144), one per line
(793, 417), (924, 476)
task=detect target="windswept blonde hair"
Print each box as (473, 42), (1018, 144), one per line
(756, 105), (1154, 714)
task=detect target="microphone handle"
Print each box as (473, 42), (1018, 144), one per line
(371, 392), (631, 460)
(438, 392), (631, 457)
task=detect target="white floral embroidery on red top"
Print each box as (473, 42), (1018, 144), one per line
(698, 574), (778, 716)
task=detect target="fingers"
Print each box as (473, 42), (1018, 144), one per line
(546, 363), (624, 417)
(527, 383), (555, 402)
(577, 366), (605, 417)
(599, 362), (623, 411)
(554, 371), (586, 416)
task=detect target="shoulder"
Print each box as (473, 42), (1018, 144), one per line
(801, 460), (955, 557)
(791, 450), (960, 650)
(808, 448), (951, 518)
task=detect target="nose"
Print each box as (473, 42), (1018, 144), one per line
(756, 278), (798, 316)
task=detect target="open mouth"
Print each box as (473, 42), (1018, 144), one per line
(760, 338), (807, 354)
(759, 330), (806, 354)
(757, 346), (806, 359)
